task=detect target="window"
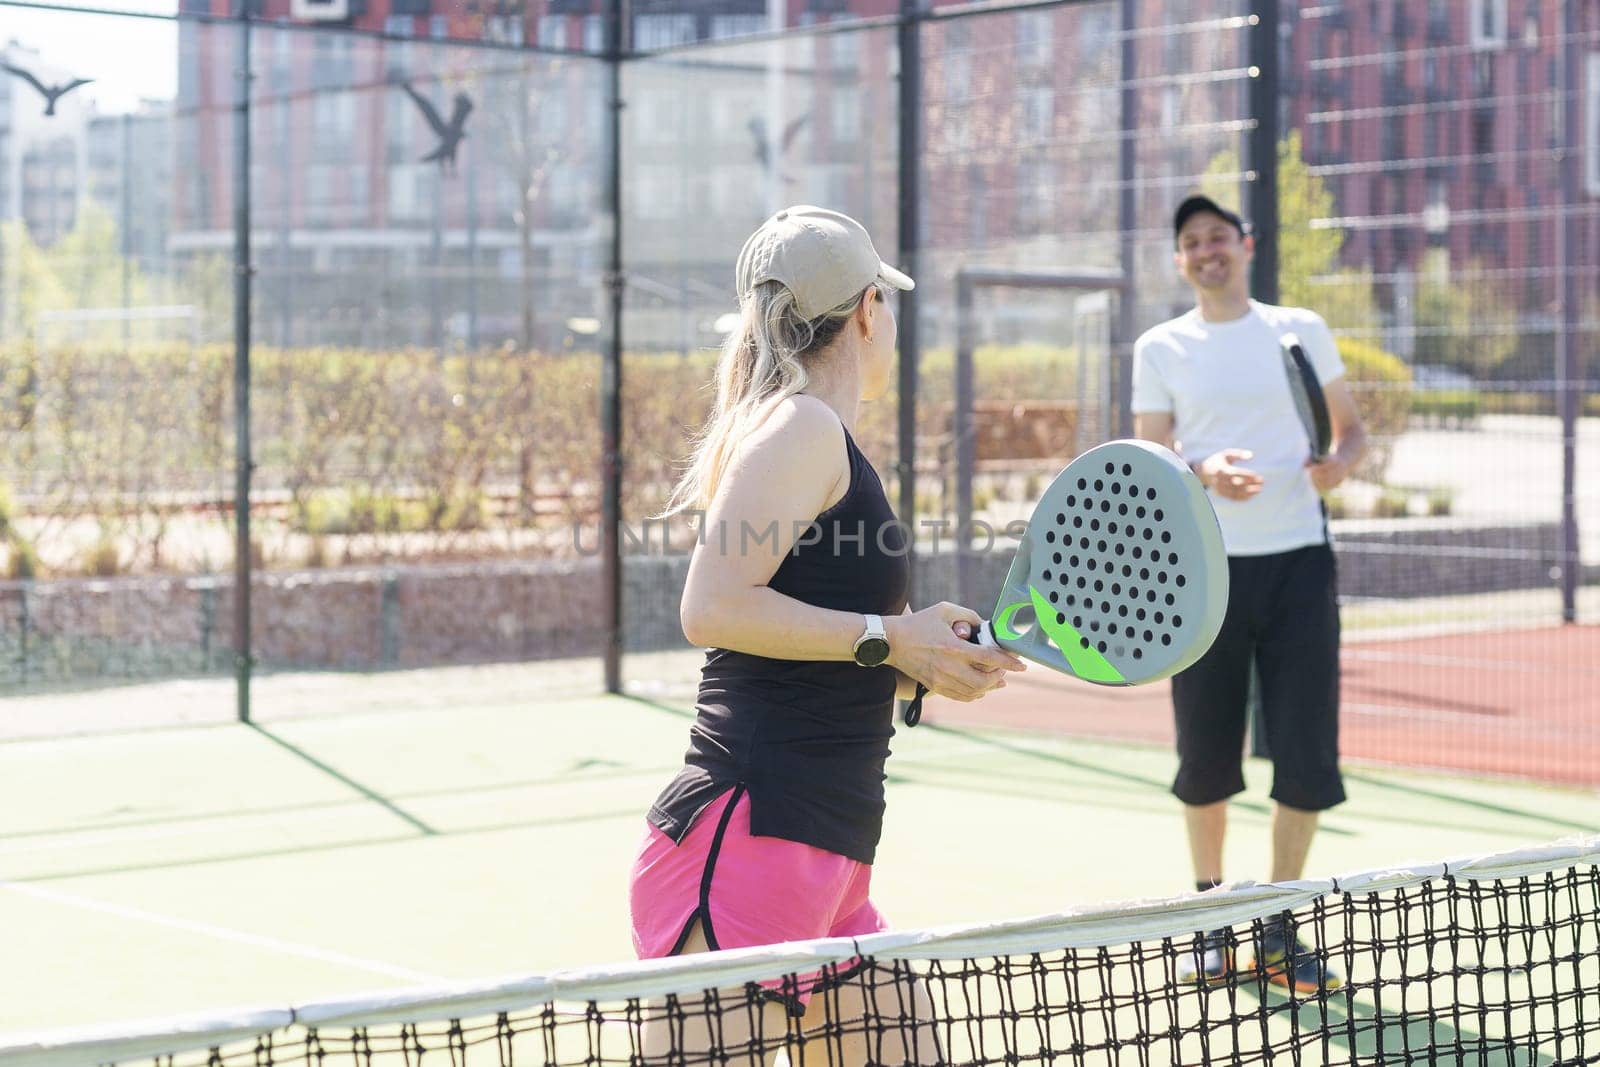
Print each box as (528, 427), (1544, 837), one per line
(305, 162), (337, 223)
(1426, 0), (1450, 39)
(632, 93), (677, 145)
(546, 165), (583, 217)
(1078, 84), (1116, 133)
(710, 165), (759, 217)
(539, 93), (566, 138)
(583, 15), (606, 53)
(944, 51), (971, 99)
(1160, 87), (1179, 130)
(709, 15), (764, 41)
(348, 163), (369, 217)
(829, 31), (860, 72)
(1587, 54), (1600, 197)
(1012, 157), (1049, 231)
(313, 91), (357, 157)
(632, 165), (683, 220)
(384, 15), (413, 39)
(1016, 9), (1052, 69)
(633, 15), (696, 51)
(1472, 108), (1494, 156)
(538, 15), (566, 49)
(1381, 113), (1405, 161)
(1019, 86), (1053, 142)
(708, 94), (735, 140)
(485, 15), (523, 44)
(831, 86), (862, 143)
(1078, 8), (1113, 66)
(1423, 179), (1449, 234)
(388, 162), (427, 221)
(944, 111), (972, 153)
(312, 33), (352, 90)
(385, 90), (415, 161)
(429, 15), (448, 39)
(1468, 0), (1506, 50)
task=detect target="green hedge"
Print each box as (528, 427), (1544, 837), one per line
(0, 334), (1424, 577)
(1410, 390), (1481, 423)
(1409, 389), (1600, 421)
(1333, 336), (1412, 484)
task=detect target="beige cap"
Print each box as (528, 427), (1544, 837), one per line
(735, 205), (915, 319)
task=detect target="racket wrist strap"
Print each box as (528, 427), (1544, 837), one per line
(904, 683), (928, 726)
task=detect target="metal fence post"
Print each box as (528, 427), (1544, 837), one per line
(233, 3), (255, 723)
(896, 0), (924, 581)
(1556, 0), (1580, 622)
(17, 581), (29, 687)
(381, 569), (402, 667)
(601, 0), (626, 693)
(1114, 0), (1138, 439)
(1246, 2), (1280, 761)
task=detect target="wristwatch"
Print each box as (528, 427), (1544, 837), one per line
(852, 614), (891, 667)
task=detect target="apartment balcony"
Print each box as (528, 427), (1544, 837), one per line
(1382, 72), (1412, 106)
(1313, 72), (1350, 104)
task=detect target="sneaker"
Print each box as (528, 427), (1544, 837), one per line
(1176, 928), (1235, 985)
(1255, 923), (1343, 993)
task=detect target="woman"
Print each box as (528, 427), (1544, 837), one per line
(629, 206), (1025, 1064)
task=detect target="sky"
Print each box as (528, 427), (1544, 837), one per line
(2, 0), (179, 114)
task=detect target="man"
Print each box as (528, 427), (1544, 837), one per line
(1132, 194), (1367, 992)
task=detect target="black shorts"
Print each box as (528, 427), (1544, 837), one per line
(1170, 543), (1345, 812)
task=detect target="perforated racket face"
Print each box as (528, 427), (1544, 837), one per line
(988, 440), (1227, 686)
(1280, 335), (1332, 460)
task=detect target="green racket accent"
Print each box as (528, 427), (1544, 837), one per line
(993, 600), (1029, 642)
(1027, 585), (1125, 683)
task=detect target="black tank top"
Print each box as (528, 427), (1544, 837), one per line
(646, 425), (910, 864)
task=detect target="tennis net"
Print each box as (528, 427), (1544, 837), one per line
(5, 836), (1596, 1067)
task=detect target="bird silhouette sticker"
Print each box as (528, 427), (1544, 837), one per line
(2, 62), (93, 117)
(747, 114), (808, 170)
(399, 80), (474, 169)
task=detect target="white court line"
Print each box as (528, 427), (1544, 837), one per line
(0, 880), (445, 984)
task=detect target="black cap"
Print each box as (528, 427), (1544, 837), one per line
(1173, 195), (1247, 243)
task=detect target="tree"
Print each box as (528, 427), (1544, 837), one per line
(1410, 255), (1519, 377)
(1202, 130), (1381, 337)
(1, 202), (163, 344)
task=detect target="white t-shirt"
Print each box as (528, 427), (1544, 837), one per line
(1131, 300), (1345, 556)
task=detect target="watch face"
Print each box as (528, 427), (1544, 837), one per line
(854, 637), (891, 667)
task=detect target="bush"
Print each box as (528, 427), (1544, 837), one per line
(0, 335), (1468, 576)
(81, 529), (123, 577)
(1411, 389), (1481, 425)
(1335, 336), (1411, 484)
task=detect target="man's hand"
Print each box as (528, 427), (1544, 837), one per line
(1306, 453), (1351, 494)
(1196, 448), (1264, 501)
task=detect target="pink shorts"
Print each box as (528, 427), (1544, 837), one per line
(629, 785), (888, 1012)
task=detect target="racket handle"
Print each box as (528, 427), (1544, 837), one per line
(904, 621), (993, 727)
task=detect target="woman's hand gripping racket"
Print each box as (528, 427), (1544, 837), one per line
(904, 440), (1228, 724)
(1280, 332), (1332, 462)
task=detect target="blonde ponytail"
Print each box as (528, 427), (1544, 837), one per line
(663, 280), (875, 516)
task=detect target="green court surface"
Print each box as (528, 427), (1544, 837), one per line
(1, 669), (1596, 1039)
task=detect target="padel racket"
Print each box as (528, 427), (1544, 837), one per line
(1280, 332), (1332, 462)
(905, 440), (1227, 724)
